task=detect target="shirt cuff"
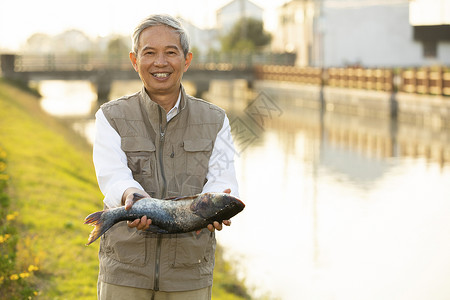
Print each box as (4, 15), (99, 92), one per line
(103, 180), (144, 209)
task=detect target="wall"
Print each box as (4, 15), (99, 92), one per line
(322, 2), (427, 67)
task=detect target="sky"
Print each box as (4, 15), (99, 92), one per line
(0, 0), (289, 51)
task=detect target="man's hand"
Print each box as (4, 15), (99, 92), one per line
(199, 188), (233, 234)
(122, 187), (152, 231)
(206, 220), (232, 232)
(127, 215), (152, 231)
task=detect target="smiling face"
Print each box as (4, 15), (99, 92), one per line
(129, 25), (192, 105)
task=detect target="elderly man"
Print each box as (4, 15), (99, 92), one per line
(92, 14), (239, 300)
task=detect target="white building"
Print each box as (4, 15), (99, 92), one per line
(272, 0), (318, 66)
(179, 18), (220, 57)
(275, 0), (450, 67)
(216, 0), (264, 35)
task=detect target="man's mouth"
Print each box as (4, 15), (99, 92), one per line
(152, 72), (170, 78)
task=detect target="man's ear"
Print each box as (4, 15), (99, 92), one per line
(184, 52), (193, 72)
(129, 52), (138, 72)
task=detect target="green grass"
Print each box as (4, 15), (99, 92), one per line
(0, 79), (249, 299)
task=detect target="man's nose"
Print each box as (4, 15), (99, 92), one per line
(154, 53), (168, 66)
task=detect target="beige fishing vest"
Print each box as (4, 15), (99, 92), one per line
(98, 85), (225, 291)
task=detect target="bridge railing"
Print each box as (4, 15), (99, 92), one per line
(14, 54), (132, 72)
(11, 53), (258, 73)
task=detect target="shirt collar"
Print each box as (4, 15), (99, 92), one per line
(166, 91), (181, 122)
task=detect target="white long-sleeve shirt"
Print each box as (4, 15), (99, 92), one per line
(93, 100), (239, 208)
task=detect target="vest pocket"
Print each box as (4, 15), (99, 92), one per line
(183, 139), (213, 176)
(122, 137), (157, 193)
(101, 222), (147, 266)
(122, 137), (156, 174)
(169, 231), (215, 274)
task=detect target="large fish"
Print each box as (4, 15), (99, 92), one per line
(84, 192), (245, 245)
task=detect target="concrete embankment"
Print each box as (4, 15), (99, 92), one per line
(208, 79), (450, 130)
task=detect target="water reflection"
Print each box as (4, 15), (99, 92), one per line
(37, 80), (450, 300)
(38, 80), (97, 116)
(205, 81), (450, 300)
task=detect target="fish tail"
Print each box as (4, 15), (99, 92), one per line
(84, 211), (112, 246)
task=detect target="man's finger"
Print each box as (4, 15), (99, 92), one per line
(127, 219), (140, 228)
(137, 216), (147, 230)
(223, 220), (231, 226)
(213, 221), (223, 231)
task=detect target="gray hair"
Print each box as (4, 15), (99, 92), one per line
(132, 14), (190, 57)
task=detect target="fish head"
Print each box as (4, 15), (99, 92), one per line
(191, 193), (245, 221)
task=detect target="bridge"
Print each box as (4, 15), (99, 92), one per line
(2, 53), (448, 101)
(0, 54), (255, 100)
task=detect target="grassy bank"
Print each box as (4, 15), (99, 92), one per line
(0, 79), (249, 299)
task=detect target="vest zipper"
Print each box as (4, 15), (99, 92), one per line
(159, 126), (167, 198)
(153, 235), (162, 291)
(154, 123), (167, 292)
(154, 107), (179, 292)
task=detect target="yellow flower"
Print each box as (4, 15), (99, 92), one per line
(0, 162), (6, 172)
(6, 211), (18, 221)
(10, 274), (19, 281)
(0, 174), (9, 181)
(0, 234), (11, 243)
(28, 265), (39, 272)
(34, 291), (39, 296)
(6, 212), (18, 221)
(0, 276), (4, 283)
(19, 272), (30, 279)
(0, 150), (6, 158)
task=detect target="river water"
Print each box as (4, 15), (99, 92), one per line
(36, 80), (450, 300)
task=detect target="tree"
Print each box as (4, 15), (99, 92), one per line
(221, 18), (272, 53)
(107, 36), (129, 57)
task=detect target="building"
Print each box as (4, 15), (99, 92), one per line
(274, 0), (450, 67)
(179, 18), (220, 58)
(272, 0), (318, 66)
(216, 0), (264, 35)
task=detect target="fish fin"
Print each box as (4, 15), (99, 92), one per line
(84, 211), (113, 246)
(146, 224), (169, 234)
(165, 194), (199, 201)
(84, 210), (103, 225)
(190, 194), (213, 219)
(132, 193), (146, 204)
